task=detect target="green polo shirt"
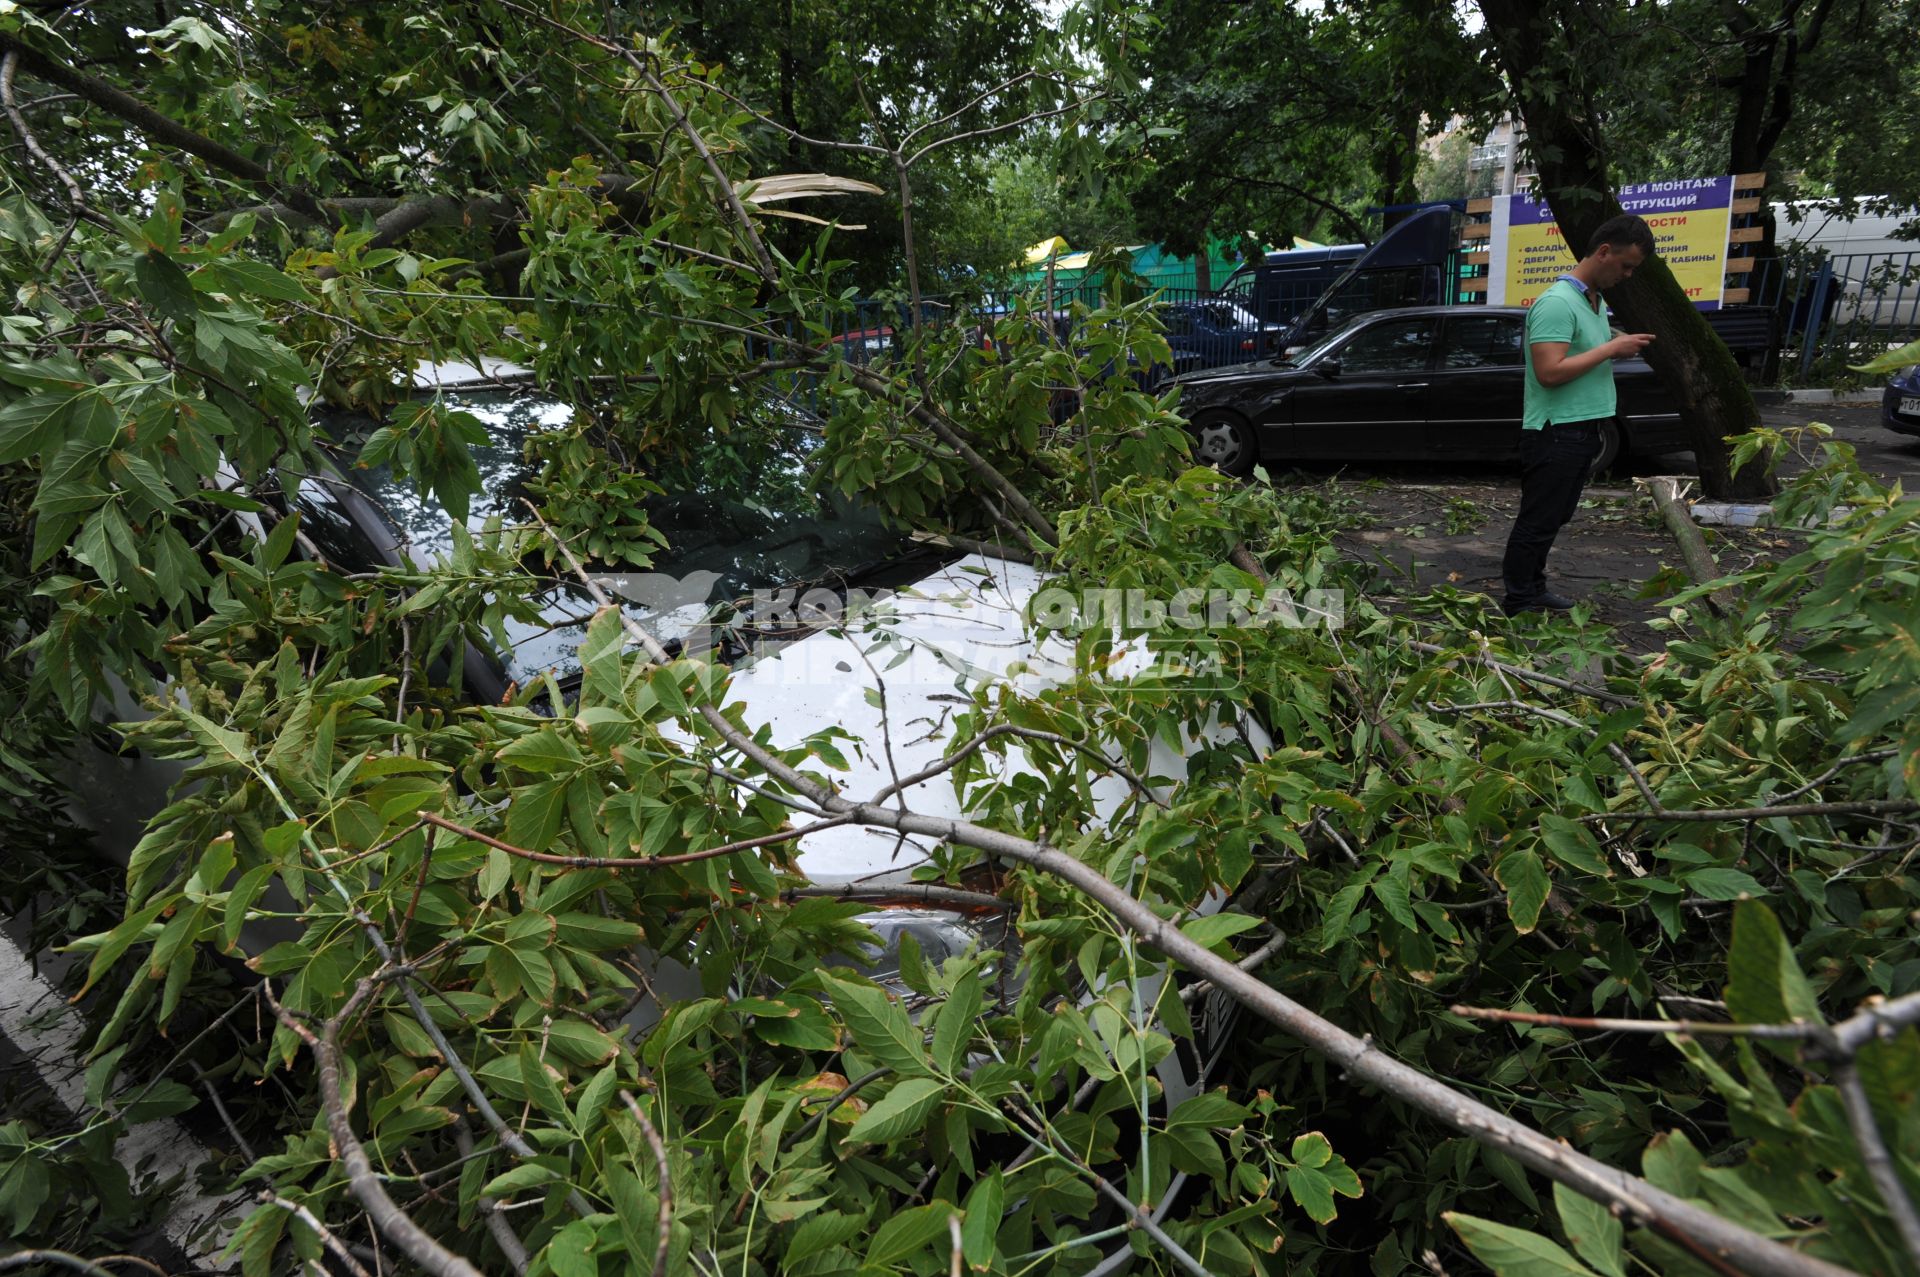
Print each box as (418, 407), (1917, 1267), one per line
(1523, 277), (1616, 430)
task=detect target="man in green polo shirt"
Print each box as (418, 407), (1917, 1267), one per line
(1501, 213), (1658, 615)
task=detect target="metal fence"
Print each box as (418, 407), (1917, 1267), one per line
(1741, 249), (1920, 380)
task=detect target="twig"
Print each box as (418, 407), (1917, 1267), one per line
(784, 1067), (891, 1149)
(1769, 748), (1899, 806)
(418, 807), (852, 868)
(1, 49), (96, 268)
(1584, 798), (1920, 823)
(197, 1071), (258, 1163)
(782, 882), (1007, 910)
(1312, 812), (1360, 864)
(1426, 698), (1664, 812)
(261, 1193), (376, 1277)
(618, 1092), (675, 1277)
(451, 1119), (530, 1275)
(1007, 1103), (1218, 1277)
(267, 982), (486, 1277)
(0, 1255), (117, 1277)
(870, 722), (1167, 810)
(1827, 1054), (1920, 1265)
(1832, 991), (1920, 1055)
(1450, 1005), (1817, 1039)
(1404, 639), (1634, 705)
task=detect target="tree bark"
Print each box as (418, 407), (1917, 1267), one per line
(1476, 0), (1777, 500)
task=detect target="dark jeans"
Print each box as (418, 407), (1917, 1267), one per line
(1502, 420), (1603, 604)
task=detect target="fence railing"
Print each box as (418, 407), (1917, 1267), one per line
(1741, 250), (1920, 379)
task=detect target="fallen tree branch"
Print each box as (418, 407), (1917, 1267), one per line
(259, 1193), (375, 1277)
(1582, 797), (1920, 824)
(451, 1118), (530, 1275)
(1450, 1005), (1816, 1039)
(1642, 476), (1737, 615)
(782, 882), (1009, 910)
(0, 32), (324, 222)
(0, 1254), (119, 1277)
(1403, 639), (1634, 705)
(418, 808), (853, 868)
(1825, 1055), (1920, 1265)
(1, 48), (98, 265)
(530, 513), (1857, 1277)
(268, 980), (486, 1277)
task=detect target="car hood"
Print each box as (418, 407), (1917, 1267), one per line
(1890, 362), (1920, 392)
(1174, 358), (1303, 385)
(712, 552), (1270, 884)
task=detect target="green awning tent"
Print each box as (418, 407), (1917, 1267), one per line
(1007, 240), (1250, 296)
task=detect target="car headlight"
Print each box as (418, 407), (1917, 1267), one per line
(827, 908), (1023, 1007)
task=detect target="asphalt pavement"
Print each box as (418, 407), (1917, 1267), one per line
(1317, 400), (1914, 649)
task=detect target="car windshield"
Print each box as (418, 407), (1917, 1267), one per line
(1284, 313), (1370, 365)
(306, 384), (912, 681)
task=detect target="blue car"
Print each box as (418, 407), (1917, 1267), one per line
(1883, 361), (1920, 438)
(1161, 299), (1285, 369)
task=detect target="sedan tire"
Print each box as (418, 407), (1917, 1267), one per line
(1593, 418), (1623, 477)
(1189, 410), (1257, 478)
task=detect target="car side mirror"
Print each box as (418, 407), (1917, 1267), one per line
(1316, 358), (1341, 379)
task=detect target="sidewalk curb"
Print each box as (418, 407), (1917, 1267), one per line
(1773, 388), (1880, 405)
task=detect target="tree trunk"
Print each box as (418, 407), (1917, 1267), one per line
(1476, 0), (1777, 500)
(1194, 247), (1212, 295)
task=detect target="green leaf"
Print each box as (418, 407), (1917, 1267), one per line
(497, 728), (584, 775)
(1169, 1092), (1253, 1129)
(844, 1077), (946, 1145)
(573, 1063), (619, 1136)
(787, 1210), (866, 1265)
(820, 971), (929, 1076)
(1682, 866), (1768, 901)
(1725, 900), (1823, 1032)
(504, 778), (569, 851)
(0, 1153), (49, 1235)
(1539, 815), (1611, 878)
(546, 1218), (601, 1277)
(931, 976), (981, 1076)
(134, 250), (198, 321)
(1285, 1165), (1339, 1223)
(960, 1171), (1002, 1270)
(865, 1202), (954, 1267)
(1445, 1212), (1603, 1277)
(577, 607), (629, 707)
(1496, 848), (1550, 934)
(1290, 1131), (1334, 1168)
(1179, 911), (1265, 950)
(108, 451), (182, 514)
(488, 943), (556, 1004)
(481, 1161), (561, 1197)
(1553, 1182), (1626, 1277)
(1848, 336), (1920, 375)
(203, 258), (311, 304)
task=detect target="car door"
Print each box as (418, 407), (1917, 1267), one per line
(1429, 312), (1526, 459)
(1284, 315), (1437, 458)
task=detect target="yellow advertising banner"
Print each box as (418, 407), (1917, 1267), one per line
(1487, 177), (1735, 310)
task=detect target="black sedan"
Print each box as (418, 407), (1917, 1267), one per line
(1173, 305), (1692, 476)
(1883, 361), (1920, 438)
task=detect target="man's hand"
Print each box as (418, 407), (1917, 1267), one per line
(1606, 332), (1655, 359)
(1531, 332), (1657, 386)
